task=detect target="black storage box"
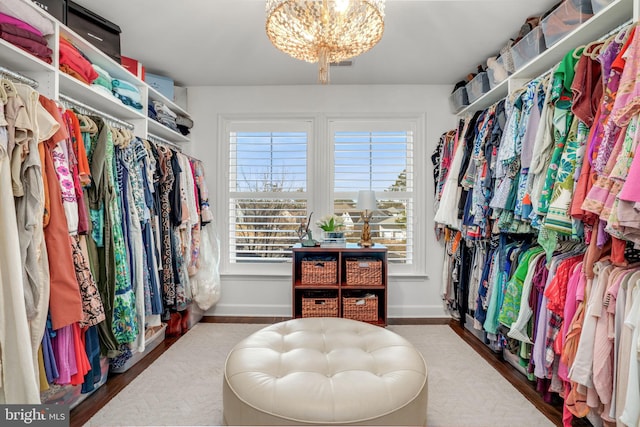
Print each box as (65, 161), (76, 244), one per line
(66, 1), (121, 63)
(31, 0), (66, 23)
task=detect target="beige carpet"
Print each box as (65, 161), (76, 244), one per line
(83, 323), (555, 427)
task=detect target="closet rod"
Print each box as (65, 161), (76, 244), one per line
(598, 18), (634, 41)
(58, 94), (135, 130)
(147, 133), (182, 152)
(0, 66), (38, 88)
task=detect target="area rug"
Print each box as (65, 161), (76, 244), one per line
(83, 323), (554, 427)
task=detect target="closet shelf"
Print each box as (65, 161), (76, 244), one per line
(0, 37), (55, 75)
(148, 85), (190, 118)
(59, 73), (146, 121)
(147, 118), (190, 143)
(59, 25), (146, 88)
(458, 0), (633, 115)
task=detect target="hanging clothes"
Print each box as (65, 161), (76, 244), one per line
(0, 93), (40, 404)
(39, 94), (83, 330)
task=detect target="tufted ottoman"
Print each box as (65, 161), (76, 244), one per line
(223, 317), (428, 426)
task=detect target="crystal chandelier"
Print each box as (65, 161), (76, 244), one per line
(265, 0), (385, 84)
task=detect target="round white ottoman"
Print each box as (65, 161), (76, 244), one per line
(223, 317), (428, 426)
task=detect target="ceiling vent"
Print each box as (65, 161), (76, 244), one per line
(330, 60), (354, 67)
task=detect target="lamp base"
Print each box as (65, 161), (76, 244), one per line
(358, 241), (374, 248)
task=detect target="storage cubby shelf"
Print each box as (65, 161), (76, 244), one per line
(292, 244), (388, 326)
(0, 3), (191, 144)
(147, 118), (190, 143)
(148, 85), (190, 118)
(0, 37), (55, 74)
(59, 73), (146, 121)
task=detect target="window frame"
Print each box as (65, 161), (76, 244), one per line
(218, 114), (426, 277)
(328, 117), (424, 276)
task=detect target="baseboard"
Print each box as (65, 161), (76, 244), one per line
(201, 316), (451, 325)
(387, 317), (450, 325)
(200, 316), (292, 324)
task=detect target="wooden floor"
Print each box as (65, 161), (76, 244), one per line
(71, 317), (573, 427)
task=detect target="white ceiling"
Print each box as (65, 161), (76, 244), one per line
(72, 0), (560, 87)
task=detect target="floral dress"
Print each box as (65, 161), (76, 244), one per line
(105, 126), (138, 344)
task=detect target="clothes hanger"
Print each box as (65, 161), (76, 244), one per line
(112, 127), (125, 147)
(123, 128), (134, 146)
(585, 41), (603, 59)
(572, 44), (588, 60)
(1, 78), (17, 98)
(0, 83), (7, 105)
(120, 128), (133, 148)
(615, 25), (633, 45)
(600, 34), (617, 53)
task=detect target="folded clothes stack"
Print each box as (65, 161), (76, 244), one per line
(175, 116), (194, 136)
(148, 102), (158, 121)
(59, 36), (98, 84)
(91, 64), (113, 95)
(151, 100), (179, 132)
(0, 0), (54, 35)
(112, 78), (143, 110)
(0, 13), (52, 63)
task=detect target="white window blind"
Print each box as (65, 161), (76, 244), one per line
(228, 126), (309, 263)
(332, 123), (414, 264)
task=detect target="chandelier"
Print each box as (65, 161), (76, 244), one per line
(265, 0), (385, 84)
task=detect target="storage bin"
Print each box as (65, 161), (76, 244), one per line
(511, 26), (547, 71)
(302, 294), (339, 317)
(121, 55), (146, 80)
(31, 0), (66, 22)
(345, 258), (382, 285)
(145, 72), (175, 101)
(343, 295), (378, 322)
(40, 356), (109, 408)
(591, 0), (615, 14)
(66, 0), (122, 63)
(541, 0), (594, 47)
(448, 86), (468, 114)
(487, 56), (510, 89)
(301, 257), (337, 284)
(466, 72), (490, 104)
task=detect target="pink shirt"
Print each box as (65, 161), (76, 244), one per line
(618, 146), (640, 203)
(612, 28), (640, 127)
(558, 263), (584, 382)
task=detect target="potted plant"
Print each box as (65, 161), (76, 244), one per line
(316, 214), (346, 246)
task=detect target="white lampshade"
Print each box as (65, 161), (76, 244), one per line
(357, 190), (377, 211)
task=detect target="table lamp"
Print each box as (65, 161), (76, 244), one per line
(357, 190), (376, 247)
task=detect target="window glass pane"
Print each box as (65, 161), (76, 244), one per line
(229, 129), (308, 263)
(230, 198), (307, 262)
(334, 131), (413, 193)
(333, 128), (413, 264)
(230, 132), (307, 192)
(333, 197), (412, 264)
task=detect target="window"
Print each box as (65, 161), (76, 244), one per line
(222, 116), (423, 275)
(330, 120), (415, 264)
(227, 121), (311, 263)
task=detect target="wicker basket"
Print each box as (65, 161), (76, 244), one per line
(342, 295), (378, 322)
(301, 257), (337, 285)
(345, 258), (382, 285)
(302, 296), (339, 318)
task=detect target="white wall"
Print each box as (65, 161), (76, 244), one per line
(185, 85), (456, 318)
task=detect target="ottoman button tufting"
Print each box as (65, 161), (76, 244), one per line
(223, 317), (428, 426)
